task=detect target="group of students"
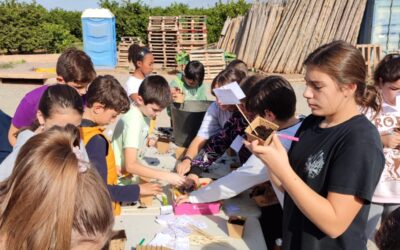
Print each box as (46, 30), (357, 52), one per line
(0, 40), (399, 250)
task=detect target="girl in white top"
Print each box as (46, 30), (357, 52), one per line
(125, 44), (154, 103)
(366, 53), (400, 239)
(0, 84), (87, 181)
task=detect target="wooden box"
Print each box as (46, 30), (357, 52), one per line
(227, 216), (246, 238)
(245, 116), (279, 145)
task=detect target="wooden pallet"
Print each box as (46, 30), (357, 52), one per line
(189, 49), (225, 80)
(148, 16), (179, 31)
(356, 44), (382, 77)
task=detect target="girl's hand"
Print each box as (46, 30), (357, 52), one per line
(165, 172), (186, 186)
(244, 133), (291, 179)
(176, 194), (190, 204)
(381, 132), (400, 149)
(139, 182), (162, 196)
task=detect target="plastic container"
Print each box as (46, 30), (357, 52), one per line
(171, 101), (212, 147)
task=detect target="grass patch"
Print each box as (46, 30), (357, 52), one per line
(0, 59), (26, 69)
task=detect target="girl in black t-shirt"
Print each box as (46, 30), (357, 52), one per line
(245, 41), (385, 249)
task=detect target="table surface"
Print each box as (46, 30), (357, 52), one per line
(115, 213), (267, 250)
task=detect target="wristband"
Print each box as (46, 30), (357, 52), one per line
(181, 156), (192, 162)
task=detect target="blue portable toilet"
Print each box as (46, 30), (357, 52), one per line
(81, 9), (117, 68)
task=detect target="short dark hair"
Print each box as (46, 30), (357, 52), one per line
(211, 68), (246, 92)
(138, 75), (172, 108)
(374, 53), (400, 85)
(246, 75), (296, 121)
(184, 61), (205, 86)
(56, 48), (96, 85)
(226, 59), (248, 76)
(375, 207), (400, 250)
(85, 75), (130, 114)
(239, 74), (265, 97)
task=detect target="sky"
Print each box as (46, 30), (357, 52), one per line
(20, 0), (233, 11)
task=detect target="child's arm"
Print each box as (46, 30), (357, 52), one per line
(124, 147), (185, 186)
(86, 136), (159, 202)
(176, 136), (207, 175)
(178, 155), (270, 204)
(245, 134), (375, 238)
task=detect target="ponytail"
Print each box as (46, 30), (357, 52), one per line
(359, 85), (382, 119)
(128, 44), (151, 68)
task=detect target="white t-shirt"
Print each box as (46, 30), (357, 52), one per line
(196, 102), (232, 139)
(367, 102), (400, 203)
(189, 120), (303, 207)
(0, 130), (89, 182)
(124, 75), (143, 97)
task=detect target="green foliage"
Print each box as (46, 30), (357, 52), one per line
(0, 0), (250, 53)
(98, 0), (251, 44)
(0, 0), (80, 53)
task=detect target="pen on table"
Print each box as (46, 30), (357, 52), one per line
(139, 238), (145, 245)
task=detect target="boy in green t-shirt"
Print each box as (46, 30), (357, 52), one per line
(170, 60), (207, 102)
(112, 75), (185, 186)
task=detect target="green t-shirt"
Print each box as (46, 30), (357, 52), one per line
(170, 73), (207, 101)
(111, 105), (150, 168)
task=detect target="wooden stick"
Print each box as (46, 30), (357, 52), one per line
(235, 104), (258, 136)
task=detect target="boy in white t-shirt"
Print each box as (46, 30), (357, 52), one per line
(112, 75), (185, 186)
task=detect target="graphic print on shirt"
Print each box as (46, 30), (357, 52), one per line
(372, 112), (400, 182)
(305, 150), (325, 179)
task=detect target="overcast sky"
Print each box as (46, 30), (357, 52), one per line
(20, 0), (237, 11)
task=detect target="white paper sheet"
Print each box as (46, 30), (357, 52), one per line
(230, 135), (244, 153)
(213, 81), (246, 105)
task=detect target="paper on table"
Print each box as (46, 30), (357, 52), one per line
(149, 232), (189, 250)
(213, 81), (245, 105)
(230, 135), (244, 153)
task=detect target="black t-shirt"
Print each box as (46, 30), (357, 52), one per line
(282, 115), (384, 250)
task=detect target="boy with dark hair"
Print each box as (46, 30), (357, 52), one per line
(8, 48), (96, 146)
(170, 60), (207, 102)
(112, 75), (185, 186)
(177, 75), (302, 250)
(81, 75), (161, 215)
(226, 59), (248, 77)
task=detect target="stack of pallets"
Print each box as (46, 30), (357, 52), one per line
(178, 15), (207, 52)
(189, 49), (225, 81)
(117, 36), (143, 71)
(148, 16), (179, 69)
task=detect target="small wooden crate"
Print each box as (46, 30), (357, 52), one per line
(227, 216), (246, 238)
(245, 116), (279, 146)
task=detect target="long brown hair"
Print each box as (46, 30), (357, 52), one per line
(0, 125), (113, 250)
(304, 40), (381, 115)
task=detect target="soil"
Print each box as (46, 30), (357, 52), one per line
(251, 126), (273, 140)
(229, 218), (246, 225)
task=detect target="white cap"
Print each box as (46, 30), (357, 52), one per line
(81, 8), (114, 18)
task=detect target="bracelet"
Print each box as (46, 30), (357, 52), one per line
(181, 156), (192, 162)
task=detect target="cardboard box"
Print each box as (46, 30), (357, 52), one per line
(106, 230), (126, 250)
(138, 177), (155, 207)
(171, 179), (221, 215)
(227, 216), (246, 238)
(157, 136), (170, 154)
(245, 116), (279, 145)
(139, 195), (154, 207)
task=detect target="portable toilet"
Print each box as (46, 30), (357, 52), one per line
(81, 8), (117, 68)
